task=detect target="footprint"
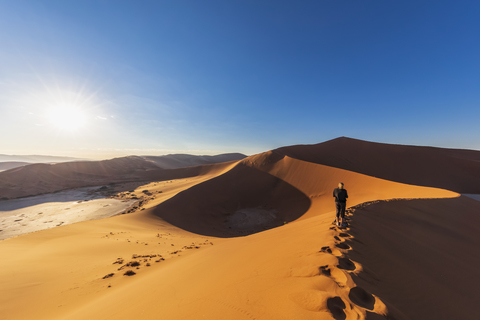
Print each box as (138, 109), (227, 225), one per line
(334, 236), (341, 241)
(339, 233), (351, 238)
(337, 257), (356, 271)
(349, 287), (375, 310)
(320, 246), (332, 254)
(335, 243), (351, 250)
(319, 265), (331, 276)
(326, 297), (346, 320)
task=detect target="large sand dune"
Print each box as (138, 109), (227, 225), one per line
(277, 137), (480, 193)
(0, 138), (478, 320)
(155, 151), (454, 237)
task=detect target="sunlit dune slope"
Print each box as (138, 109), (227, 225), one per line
(155, 150), (456, 237)
(0, 164), (238, 320)
(57, 198), (468, 320)
(276, 137), (480, 193)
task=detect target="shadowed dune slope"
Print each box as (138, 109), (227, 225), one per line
(276, 137), (480, 193)
(155, 163), (312, 237)
(347, 196), (480, 320)
(155, 151), (457, 237)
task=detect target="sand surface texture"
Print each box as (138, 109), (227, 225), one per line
(0, 138), (478, 320)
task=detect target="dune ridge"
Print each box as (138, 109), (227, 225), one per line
(154, 151), (456, 237)
(0, 138), (478, 320)
(276, 137), (480, 193)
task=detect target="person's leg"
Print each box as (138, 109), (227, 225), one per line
(335, 202), (341, 225)
(340, 203), (346, 226)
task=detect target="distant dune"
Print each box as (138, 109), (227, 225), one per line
(142, 153), (246, 169)
(0, 156), (159, 199)
(0, 153), (246, 199)
(0, 138), (479, 320)
(0, 161), (30, 172)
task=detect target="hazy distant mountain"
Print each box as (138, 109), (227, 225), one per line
(141, 153), (247, 169)
(0, 154), (85, 163)
(0, 162), (31, 171)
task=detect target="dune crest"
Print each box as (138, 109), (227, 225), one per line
(276, 137), (480, 193)
(154, 151), (456, 237)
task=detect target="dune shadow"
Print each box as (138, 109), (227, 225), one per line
(335, 242), (351, 250)
(153, 163), (311, 238)
(349, 286), (375, 310)
(337, 257), (356, 271)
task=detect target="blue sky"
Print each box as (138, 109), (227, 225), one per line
(0, 0), (479, 159)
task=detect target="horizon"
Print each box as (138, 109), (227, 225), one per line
(1, 1), (479, 158)
(1, 135), (480, 161)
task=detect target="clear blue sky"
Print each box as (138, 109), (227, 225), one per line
(1, 0), (479, 159)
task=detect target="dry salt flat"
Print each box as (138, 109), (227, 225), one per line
(0, 187), (135, 240)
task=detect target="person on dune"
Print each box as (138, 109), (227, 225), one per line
(333, 182), (348, 227)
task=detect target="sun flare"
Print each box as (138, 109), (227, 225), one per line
(48, 107), (87, 131)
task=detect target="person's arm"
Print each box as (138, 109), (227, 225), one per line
(345, 190), (348, 199)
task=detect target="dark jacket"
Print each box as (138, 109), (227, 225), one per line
(333, 188), (348, 203)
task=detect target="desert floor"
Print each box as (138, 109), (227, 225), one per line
(0, 187), (136, 241)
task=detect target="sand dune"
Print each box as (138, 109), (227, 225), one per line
(0, 161), (30, 172)
(0, 156), (159, 199)
(155, 152), (455, 237)
(0, 155), (242, 200)
(0, 138), (478, 320)
(142, 153), (246, 169)
(276, 137), (480, 193)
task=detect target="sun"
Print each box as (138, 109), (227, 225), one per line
(48, 107), (87, 131)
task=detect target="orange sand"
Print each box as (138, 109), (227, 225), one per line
(1, 139), (477, 320)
